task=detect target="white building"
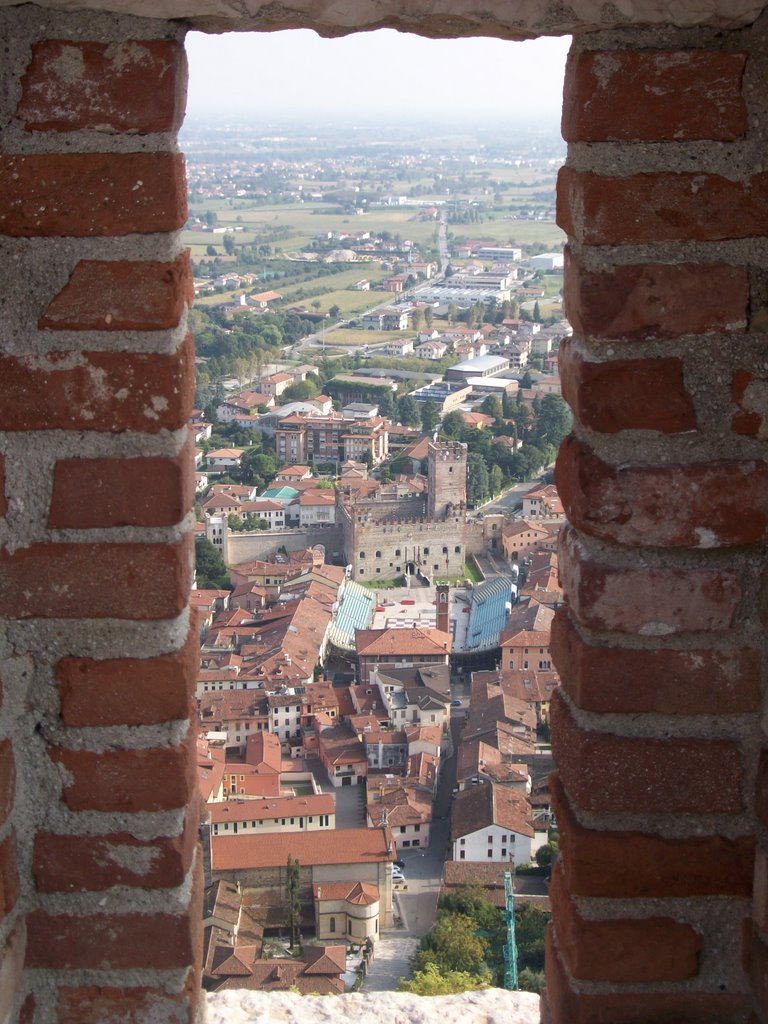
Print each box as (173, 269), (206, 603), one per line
(450, 782), (538, 867)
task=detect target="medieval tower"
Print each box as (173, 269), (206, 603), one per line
(427, 441), (468, 518)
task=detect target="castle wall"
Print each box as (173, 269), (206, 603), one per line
(352, 516), (467, 580)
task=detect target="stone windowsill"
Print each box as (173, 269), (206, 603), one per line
(207, 989), (540, 1024)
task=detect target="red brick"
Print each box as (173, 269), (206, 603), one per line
(544, 926), (750, 1024)
(58, 983), (198, 1024)
(551, 608), (761, 715)
(0, 924), (27, 1024)
(34, 810), (197, 892)
(0, 453), (6, 517)
(0, 832), (19, 919)
(0, 536), (192, 620)
(17, 39), (186, 134)
(563, 251), (748, 340)
(732, 370), (768, 438)
(19, 994), (35, 1024)
(39, 253), (193, 332)
(559, 525), (742, 635)
(562, 50), (748, 142)
(26, 909), (197, 970)
(557, 166), (768, 245)
(0, 740), (15, 827)
(549, 863), (701, 982)
(49, 443), (194, 530)
(556, 435), (768, 547)
(754, 847), (768, 933)
(755, 750), (768, 831)
(750, 930), (768, 1020)
(0, 333), (193, 433)
(0, 153), (186, 237)
(49, 732), (195, 813)
(550, 773), (755, 898)
(559, 342), (696, 433)
(55, 622), (197, 727)
(550, 691), (744, 814)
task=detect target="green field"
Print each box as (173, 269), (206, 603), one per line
(324, 327), (418, 347)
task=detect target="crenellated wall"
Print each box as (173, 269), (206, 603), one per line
(1, 2), (768, 1022)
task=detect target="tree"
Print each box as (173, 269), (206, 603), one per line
(285, 855), (301, 950)
(533, 300), (541, 322)
(421, 399), (440, 435)
(329, 303), (341, 319)
(535, 842), (558, 869)
(414, 913), (489, 977)
(480, 394), (503, 420)
(441, 410), (465, 439)
(518, 967), (546, 994)
(281, 379), (320, 403)
(222, 232), (235, 256)
(397, 394), (421, 427)
(399, 963), (489, 996)
(466, 452), (490, 506)
(206, 244), (217, 257)
(377, 390), (395, 418)
(194, 537), (230, 590)
(531, 394), (572, 449)
(490, 464), (504, 496)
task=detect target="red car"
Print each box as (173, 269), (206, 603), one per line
(401, 599), (415, 605)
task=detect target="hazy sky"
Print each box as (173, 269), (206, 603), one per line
(185, 30), (570, 122)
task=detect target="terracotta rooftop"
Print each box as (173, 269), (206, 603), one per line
(211, 826), (395, 871)
(356, 626), (452, 657)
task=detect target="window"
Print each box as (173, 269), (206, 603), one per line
(414, 824), (420, 832)
(459, 838), (465, 846)
(487, 850), (493, 858)
(455, 545), (461, 553)
(424, 547), (430, 555)
(329, 917), (336, 933)
(348, 920), (352, 934)
(400, 825), (406, 833)
(395, 548), (401, 556)
(360, 551), (365, 559)
(460, 850), (466, 860)
(442, 546), (448, 554)
(376, 550), (382, 558)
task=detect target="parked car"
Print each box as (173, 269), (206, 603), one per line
(392, 866), (405, 881)
(451, 699), (462, 707)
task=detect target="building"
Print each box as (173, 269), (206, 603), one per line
(8, 5), (762, 1021)
(355, 627), (452, 685)
(445, 354), (510, 382)
(451, 781), (536, 866)
(274, 414), (389, 468)
(521, 483), (565, 519)
(313, 882), (381, 943)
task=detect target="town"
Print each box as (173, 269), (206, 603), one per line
(187, 116), (568, 996)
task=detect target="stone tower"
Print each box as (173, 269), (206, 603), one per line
(427, 441), (468, 518)
(436, 583), (450, 634)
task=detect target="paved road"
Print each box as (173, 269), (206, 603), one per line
(362, 934), (419, 991)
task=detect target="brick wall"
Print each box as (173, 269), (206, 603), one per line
(0, 8), (199, 1022)
(549, 18), (768, 1024)
(1, 2), (768, 1023)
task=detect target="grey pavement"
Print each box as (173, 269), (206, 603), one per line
(362, 934), (419, 991)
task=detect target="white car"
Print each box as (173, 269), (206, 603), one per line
(392, 866), (405, 881)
